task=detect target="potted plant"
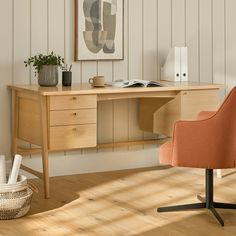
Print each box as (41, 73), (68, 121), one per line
(61, 64), (72, 86)
(24, 52), (64, 86)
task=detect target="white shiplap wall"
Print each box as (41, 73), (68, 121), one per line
(0, 0), (235, 176)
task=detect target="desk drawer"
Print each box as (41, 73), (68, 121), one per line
(49, 124), (96, 150)
(49, 95), (97, 110)
(50, 109), (97, 126)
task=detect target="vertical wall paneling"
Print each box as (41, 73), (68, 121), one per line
(48, 0), (64, 56)
(81, 62), (97, 82)
(113, 0), (129, 151)
(113, 100), (129, 151)
(97, 61), (113, 151)
(128, 97), (143, 151)
(128, 0), (142, 80)
(31, 0), (47, 84)
(172, 0), (186, 47)
(186, 0), (199, 82)
(13, 0), (31, 156)
(0, 0), (12, 156)
(143, 0), (158, 141)
(48, 0), (64, 84)
(113, 0), (128, 80)
(225, 0), (236, 93)
(212, 0), (225, 84)
(143, 0), (158, 81)
(157, 0), (172, 80)
(128, 0), (143, 150)
(213, 0), (226, 100)
(199, 0), (213, 83)
(13, 0), (30, 84)
(65, 0), (80, 83)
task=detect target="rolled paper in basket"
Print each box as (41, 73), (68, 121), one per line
(0, 155), (6, 184)
(8, 154), (23, 184)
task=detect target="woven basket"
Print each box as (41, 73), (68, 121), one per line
(0, 175), (33, 220)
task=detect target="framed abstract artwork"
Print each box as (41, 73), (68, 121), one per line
(75, 0), (124, 60)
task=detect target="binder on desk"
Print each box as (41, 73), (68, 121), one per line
(180, 47), (188, 81)
(161, 47), (188, 82)
(161, 47), (181, 82)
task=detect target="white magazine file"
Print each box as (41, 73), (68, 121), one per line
(161, 47), (188, 82)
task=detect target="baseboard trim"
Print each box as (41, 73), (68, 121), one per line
(7, 147), (159, 179)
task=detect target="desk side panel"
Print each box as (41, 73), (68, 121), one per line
(139, 97), (175, 133)
(152, 89), (220, 136)
(139, 89), (219, 136)
(181, 89), (220, 120)
(18, 96), (42, 146)
(153, 93), (181, 136)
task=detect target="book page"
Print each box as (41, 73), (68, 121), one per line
(106, 80), (162, 88)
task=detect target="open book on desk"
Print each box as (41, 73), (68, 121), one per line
(106, 79), (163, 88)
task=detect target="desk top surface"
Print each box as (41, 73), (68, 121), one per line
(8, 81), (225, 96)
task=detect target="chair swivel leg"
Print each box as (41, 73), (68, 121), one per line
(157, 202), (205, 212)
(157, 169), (236, 226)
(213, 202), (236, 209)
(205, 169), (224, 226)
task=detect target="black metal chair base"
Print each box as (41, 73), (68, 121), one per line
(157, 169), (236, 226)
(157, 196), (236, 226)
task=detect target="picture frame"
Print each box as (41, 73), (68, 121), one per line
(75, 0), (124, 61)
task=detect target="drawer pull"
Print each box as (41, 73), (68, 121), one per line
(73, 112), (78, 116)
(72, 97), (77, 100)
(72, 128), (77, 131)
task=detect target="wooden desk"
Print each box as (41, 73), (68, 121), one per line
(8, 81), (223, 198)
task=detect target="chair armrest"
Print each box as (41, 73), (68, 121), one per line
(197, 111), (216, 120)
(171, 118), (224, 168)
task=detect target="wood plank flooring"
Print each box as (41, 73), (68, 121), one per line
(0, 166), (236, 235)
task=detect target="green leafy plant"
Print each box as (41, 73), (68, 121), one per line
(24, 51), (64, 75)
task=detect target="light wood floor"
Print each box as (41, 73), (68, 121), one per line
(0, 166), (236, 236)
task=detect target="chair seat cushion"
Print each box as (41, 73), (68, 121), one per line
(159, 140), (173, 165)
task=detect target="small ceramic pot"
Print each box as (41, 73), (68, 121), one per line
(38, 65), (58, 87)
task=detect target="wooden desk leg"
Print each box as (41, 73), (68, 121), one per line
(11, 91), (18, 158)
(40, 96), (50, 199)
(42, 150), (49, 199)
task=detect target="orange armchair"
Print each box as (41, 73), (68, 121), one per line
(157, 87), (236, 226)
